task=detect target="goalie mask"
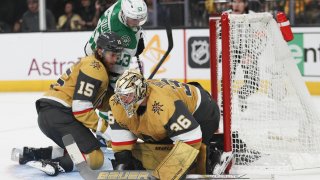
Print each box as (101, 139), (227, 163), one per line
(120, 0), (148, 27)
(115, 69), (147, 117)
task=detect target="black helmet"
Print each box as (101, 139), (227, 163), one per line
(96, 32), (123, 53)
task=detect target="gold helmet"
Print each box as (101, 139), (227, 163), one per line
(114, 69), (147, 117)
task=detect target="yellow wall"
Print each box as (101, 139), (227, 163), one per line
(0, 80), (54, 92)
(1, 79), (319, 95)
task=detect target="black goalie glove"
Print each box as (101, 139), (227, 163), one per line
(111, 150), (145, 170)
(135, 37), (145, 57)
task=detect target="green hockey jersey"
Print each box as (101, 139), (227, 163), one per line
(85, 0), (143, 88)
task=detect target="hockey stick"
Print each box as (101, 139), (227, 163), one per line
(148, 24), (173, 79)
(62, 134), (100, 179)
(136, 55), (144, 76)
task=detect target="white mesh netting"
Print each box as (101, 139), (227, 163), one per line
(215, 13), (320, 173)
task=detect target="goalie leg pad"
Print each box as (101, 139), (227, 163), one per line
(152, 141), (199, 180)
(190, 143), (221, 175)
(195, 143), (207, 175)
(132, 143), (173, 170)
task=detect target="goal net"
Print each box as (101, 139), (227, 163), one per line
(209, 12), (320, 174)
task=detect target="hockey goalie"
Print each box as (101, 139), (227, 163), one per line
(105, 69), (228, 179)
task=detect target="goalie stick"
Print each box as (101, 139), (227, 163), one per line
(148, 24), (173, 80)
(62, 134), (251, 180)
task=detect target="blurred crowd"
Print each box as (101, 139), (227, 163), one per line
(0, 0), (117, 33)
(203, 0), (320, 26)
(0, 0), (320, 33)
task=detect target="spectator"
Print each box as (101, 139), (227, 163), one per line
(316, 0), (320, 24)
(144, 0), (155, 27)
(13, 19), (22, 32)
(57, 1), (82, 31)
(248, 0), (262, 12)
(231, 0), (251, 14)
(0, 20), (11, 33)
(157, 0), (170, 27)
(0, 0), (15, 32)
(190, 0), (208, 27)
(304, 0), (320, 24)
(279, 0), (311, 24)
(205, 0), (230, 16)
(92, 0), (117, 27)
(21, 0), (56, 32)
(76, 0), (96, 30)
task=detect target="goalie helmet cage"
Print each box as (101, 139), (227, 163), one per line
(209, 12), (320, 174)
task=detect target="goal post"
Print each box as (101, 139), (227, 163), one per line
(209, 12), (320, 174)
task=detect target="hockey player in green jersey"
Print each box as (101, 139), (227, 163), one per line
(84, 0), (148, 140)
(84, 0), (148, 89)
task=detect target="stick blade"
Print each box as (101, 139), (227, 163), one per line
(62, 134), (99, 180)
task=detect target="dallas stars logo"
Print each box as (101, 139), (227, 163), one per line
(121, 35), (131, 47)
(90, 61), (101, 70)
(152, 101), (163, 115)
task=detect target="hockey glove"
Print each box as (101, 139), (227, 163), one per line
(96, 134), (107, 147)
(96, 116), (111, 147)
(135, 38), (145, 57)
(111, 150), (145, 170)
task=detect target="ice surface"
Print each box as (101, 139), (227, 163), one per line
(0, 92), (113, 179)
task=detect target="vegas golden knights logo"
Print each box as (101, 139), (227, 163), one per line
(152, 101), (163, 115)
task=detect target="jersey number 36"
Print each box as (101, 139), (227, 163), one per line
(170, 115), (191, 131)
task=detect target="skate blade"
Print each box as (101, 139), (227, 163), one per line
(26, 160), (58, 176)
(11, 148), (22, 162)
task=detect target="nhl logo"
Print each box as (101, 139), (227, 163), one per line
(191, 40), (209, 65)
(121, 35), (131, 47)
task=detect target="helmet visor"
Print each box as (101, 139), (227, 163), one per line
(125, 16), (147, 27)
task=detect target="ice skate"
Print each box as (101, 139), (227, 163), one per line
(27, 159), (65, 176)
(11, 146), (52, 165)
(213, 151), (233, 175)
